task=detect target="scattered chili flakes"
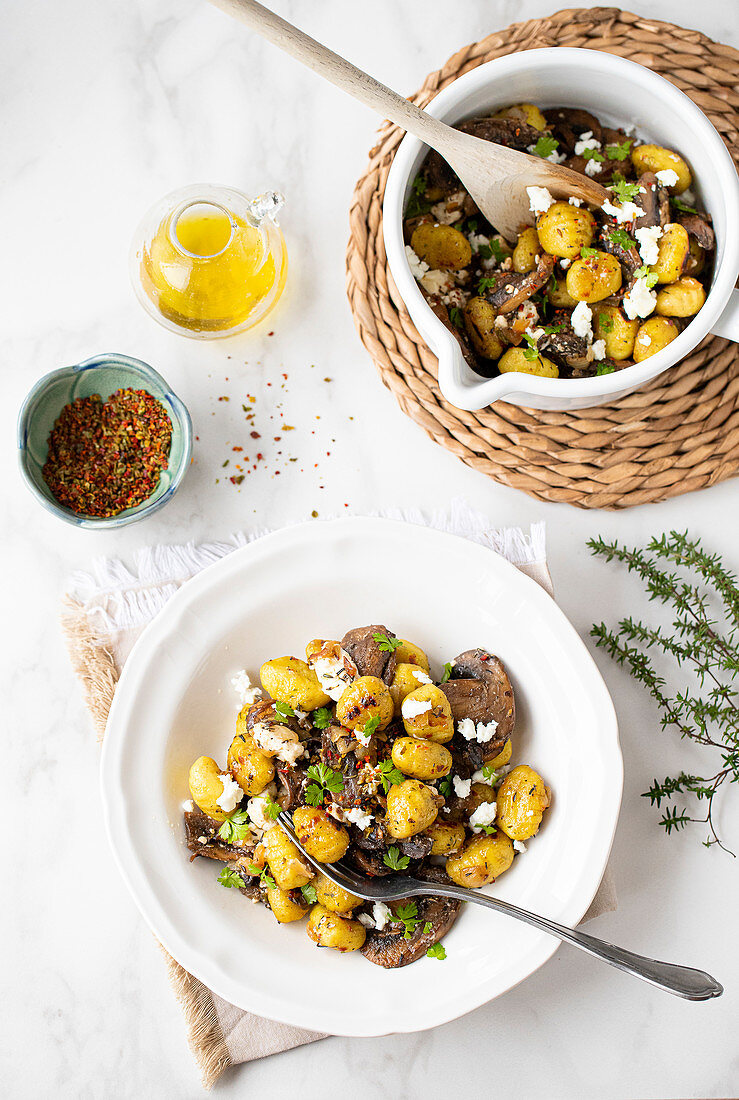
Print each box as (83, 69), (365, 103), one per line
(250, 431), (261, 439)
(42, 388), (172, 518)
(232, 446), (243, 452)
(218, 396), (230, 402)
(230, 475), (245, 485)
(311, 510), (318, 518)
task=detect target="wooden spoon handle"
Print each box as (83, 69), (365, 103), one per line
(207, 0), (451, 149)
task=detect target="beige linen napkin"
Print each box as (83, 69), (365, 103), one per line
(61, 504), (616, 1088)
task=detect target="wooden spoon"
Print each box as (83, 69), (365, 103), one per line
(207, 0), (610, 240)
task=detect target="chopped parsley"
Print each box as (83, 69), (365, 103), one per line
(532, 134), (559, 159)
(595, 362), (616, 375)
(300, 883), (318, 904)
(608, 228), (636, 250)
(438, 776), (453, 799)
(312, 706), (333, 730)
(605, 138), (633, 161)
(261, 795), (281, 821)
(378, 759), (405, 794)
(580, 247), (599, 258)
(610, 179), (642, 204)
(273, 700), (295, 724)
(304, 763), (344, 807)
(218, 807), (252, 844)
(466, 216), (479, 235)
(422, 922), (433, 934)
(360, 715), (381, 741)
(582, 147), (605, 163)
(449, 306), (464, 329)
(477, 276), (499, 295)
(406, 174), (431, 219)
(425, 943), (447, 960)
(521, 332), (541, 361)
(542, 322), (564, 335)
(393, 902), (420, 939)
(486, 237), (509, 263)
(480, 763), (498, 782)
(373, 631), (403, 653)
(440, 661), (453, 684)
(633, 265), (659, 288)
(383, 846), (410, 871)
(247, 862), (276, 890)
(217, 867), (247, 889)
(670, 197), (699, 215)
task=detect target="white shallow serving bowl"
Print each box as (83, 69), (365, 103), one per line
(384, 49), (739, 411)
(101, 518), (622, 1036)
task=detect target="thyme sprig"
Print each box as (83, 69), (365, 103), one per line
(589, 531), (739, 854)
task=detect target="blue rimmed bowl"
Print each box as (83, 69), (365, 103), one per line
(17, 352), (192, 529)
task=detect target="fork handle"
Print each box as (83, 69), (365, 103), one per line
(422, 883), (722, 1001)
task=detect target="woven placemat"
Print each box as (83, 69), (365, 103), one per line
(345, 6), (739, 509)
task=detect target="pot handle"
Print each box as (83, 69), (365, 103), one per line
(711, 288), (739, 342)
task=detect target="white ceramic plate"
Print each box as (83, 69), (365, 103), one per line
(101, 518), (622, 1036)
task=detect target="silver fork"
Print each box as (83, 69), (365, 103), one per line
(278, 812), (722, 1000)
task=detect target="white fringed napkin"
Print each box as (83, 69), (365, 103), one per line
(61, 503), (616, 1088)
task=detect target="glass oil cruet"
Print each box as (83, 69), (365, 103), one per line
(130, 185), (287, 338)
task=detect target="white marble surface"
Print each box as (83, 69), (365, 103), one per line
(3, 1), (739, 1096)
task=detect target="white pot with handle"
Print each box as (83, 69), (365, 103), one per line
(383, 48), (739, 411)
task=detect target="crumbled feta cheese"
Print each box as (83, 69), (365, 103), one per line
(571, 300), (593, 340)
(405, 245), (429, 281)
(527, 142), (566, 165)
(453, 775), (472, 798)
(231, 670), (262, 704)
(568, 197), (582, 207)
(601, 199), (644, 224)
(251, 721), (306, 766)
(421, 269), (452, 296)
(559, 258), (571, 269)
(468, 232), (490, 253)
(216, 773), (244, 814)
(247, 792), (274, 832)
(591, 339), (607, 361)
(440, 285), (466, 309)
(458, 717), (499, 743)
(655, 169), (679, 188)
(358, 901), (392, 930)
(513, 839), (527, 853)
(514, 300), (539, 328)
(343, 806), (374, 831)
(411, 668), (432, 685)
(355, 726), (373, 747)
(574, 131), (601, 156)
(181, 799), (194, 812)
(623, 277), (657, 320)
(584, 158), (603, 177)
(634, 225), (663, 266)
(527, 186), (554, 215)
(431, 199), (462, 225)
(469, 801), (498, 832)
(313, 651), (357, 702)
(402, 697), (432, 720)
(494, 315), (508, 329)
(197, 835), (208, 844)
(681, 187), (696, 204)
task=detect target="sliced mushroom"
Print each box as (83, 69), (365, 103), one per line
(483, 253), (555, 314)
(545, 107), (603, 152)
(275, 764), (305, 811)
(440, 649), (516, 743)
(541, 325), (592, 371)
(349, 847), (394, 877)
(597, 224), (641, 276)
(423, 116), (542, 193)
(398, 834), (434, 860)
(634, 172), (670, 230)
(426, 297), (483, 373)
(341, 624), (399, 684)
(360, 867), (461, 968)
(184, 812), (260, 899)
(677, 212), (715, 251)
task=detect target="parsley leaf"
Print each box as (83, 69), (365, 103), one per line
(608, 228), (636, 250)
(247, 862), (276, 890)
(610, 179), (642, 204)
(438, 776), (453, 800)
(359, 715), (381, 742)
(218, 807), (252, 844)
(605, 138), (632, 161)
(532, 134), (559, 159)
(422, 922), (433, 934)
(521, 332), (540, 362)
(406, 174), (431, 218)
(542, 322), (564, 335)
(273, 700), (295, 724)
(633, 266), (659, 288)
(300, 884), (318, 904)
(383, 846), (410, 871)
(449, 306), (464, 329)
(580, 247), (599, 258)
(393, 902), (420, 939)
(372, 632), (403, 654)
(217, 867), (247, 889)
(425, 943), (447, 960)
(582, 147), (605, 163)
(378, 759), (405, 794)
(312, 706), (333, 730)
(596, 362), (616, 376)
(477, 276), (499, 295)
(304, 763), (344, 807)
(262, 795), (281, 821)
(466, 216), (478, 235)
(440, 661), (453, 684)
(481, 763), (498, 782)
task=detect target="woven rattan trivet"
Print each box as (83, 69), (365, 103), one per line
(346, 6), (739, 509)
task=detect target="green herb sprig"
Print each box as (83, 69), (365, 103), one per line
(273, 700), (295, 724)
(610, 180), (642, 204)
(312, 706), (333, 730)
(426, 943), (447, 960)
(383, 846), (410, 871)
(247, 862), (276, 890)
(532, 134), (559, 159)
(393, 902), (420, 939)
(218, 867), (248, 889)
(304, 763), (344, 807)
(218, 808), (252, 844)
(589, 531), (739, 854)
(373, 632), (403, 653)
(378, 760), (405, 794)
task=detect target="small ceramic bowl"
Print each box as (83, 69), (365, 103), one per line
(17, 352), (192, 528)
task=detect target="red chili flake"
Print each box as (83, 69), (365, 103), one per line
(282, 372), (287, 379)
(256, 453), (264, 461)
(42, 388), (172, 518)
(230, 475), (245, 485)
(232, 446), (243, 452)
(311, 510), (318, 518)
(273, 436), (281, 442)
(250, 431), (260, 439)
(275, 470), (281, 475)
(324, 377), (332, 382)
(268, 331), (274, 337)
(218, 396), (229, 402)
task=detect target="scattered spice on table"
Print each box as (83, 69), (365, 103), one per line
(42, 388), (172, 517)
